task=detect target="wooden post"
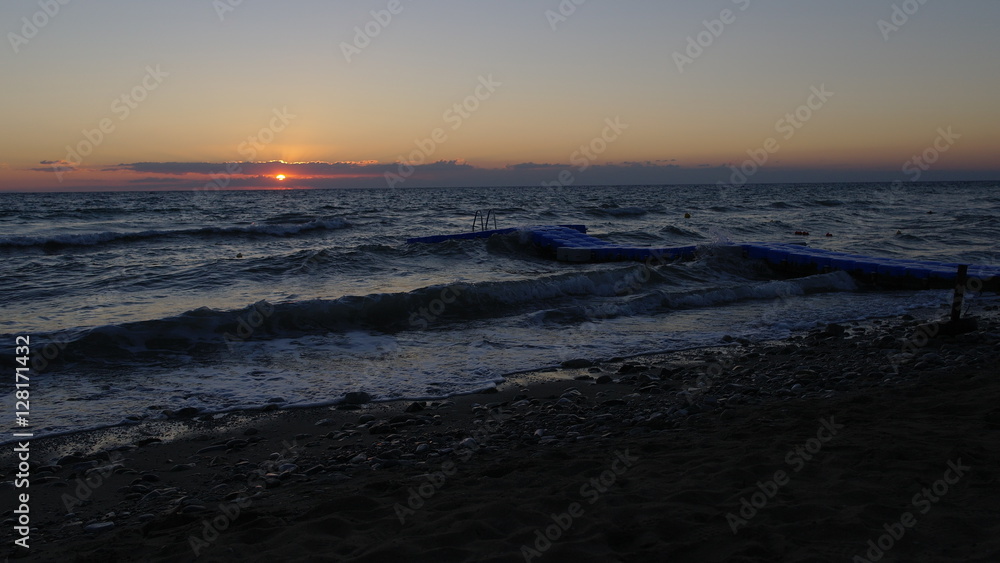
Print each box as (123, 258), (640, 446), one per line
(951, 264), (968, 322)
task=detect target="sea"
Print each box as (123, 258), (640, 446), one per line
(2, 182), (998, 442)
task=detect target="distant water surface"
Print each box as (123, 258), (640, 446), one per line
(1, 182), (997, 440)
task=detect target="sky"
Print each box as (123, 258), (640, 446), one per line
(1, 0), (998, 192)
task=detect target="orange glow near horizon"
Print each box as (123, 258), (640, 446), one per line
(2, 3), (1000, 193)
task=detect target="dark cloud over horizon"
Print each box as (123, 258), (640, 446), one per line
(26, 159), (998, 192)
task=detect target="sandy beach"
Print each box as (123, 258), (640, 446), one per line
(4, 305), (1000, 562)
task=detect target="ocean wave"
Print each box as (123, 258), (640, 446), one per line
(12, 267), (664, 363)
(0, 218), (351, 249)
(529, 270), (857, 324)
(812, 199), (846, 207)
(769, 201), (798, 209)
(586, 206), (648, 217)
(13, 262), (862, 369)
(658, 225), (705, 238)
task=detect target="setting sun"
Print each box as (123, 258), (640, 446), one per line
(275, 174), (286, 181)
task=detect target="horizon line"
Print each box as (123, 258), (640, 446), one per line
(2, 178), (998, 195)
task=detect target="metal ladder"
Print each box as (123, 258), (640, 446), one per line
(472, 209), (498, 232)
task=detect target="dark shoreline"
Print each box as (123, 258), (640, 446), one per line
(4, 303), (1000, 562)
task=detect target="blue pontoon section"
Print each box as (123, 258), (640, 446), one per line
(739, 242), (1000, 288)
(527, 225), (697, 263)
(405, 225), (999, 289)
(407, 225), (695, 262)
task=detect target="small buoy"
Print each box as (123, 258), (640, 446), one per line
(896, 230), (902, 235)
(684, 212), (691, 219)
(236, 253), (243, 258)
(825, 233), (832, 237)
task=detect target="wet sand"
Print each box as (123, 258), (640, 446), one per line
(4, 306), (1000, 562)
